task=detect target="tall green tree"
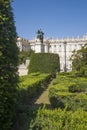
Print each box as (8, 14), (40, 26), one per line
(0, 0), (19, 129)
(71, 43), (87, 76)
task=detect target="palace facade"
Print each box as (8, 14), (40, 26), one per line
(17, 34), (87, 72)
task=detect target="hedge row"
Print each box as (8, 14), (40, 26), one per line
(19, 73), (52, 104)
(29, 53), (60, 73)
(49, 73), (87, 110)
(29, 107), (87, 130)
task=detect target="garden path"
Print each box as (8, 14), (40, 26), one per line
(13, 79), (52, 130)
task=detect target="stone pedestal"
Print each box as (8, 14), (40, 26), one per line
(35, 38), (44, 53)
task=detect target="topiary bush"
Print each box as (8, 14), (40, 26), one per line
(49, 73), (87, 110)
(68, 83), (86, 93)
(49, 91), (74, 109)
(29, 53), (60, 73)
(19, 73), (52, 104)
(29, 107), (87, 130)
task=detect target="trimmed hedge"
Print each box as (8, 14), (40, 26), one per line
(68, 83), (86, 93)
(29, 53), (60, 73)
(29, 107), (87, 130)
(49, 73), (87, 110)
(19, 73), (52, 104)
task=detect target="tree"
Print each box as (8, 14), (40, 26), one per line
(0, 0), (19, 129)
(71, 43), (87, 76)
(19, 49), (34, 64)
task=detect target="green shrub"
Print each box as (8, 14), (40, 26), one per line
(29, 107), (87, 130)
(29, 53), (60, 73)
(49, 73), (87, 110)
(49, 91), (74, 108)
(73, 93), (87, 111)
(19, 73), (51, 104)
(68, 83), (86, 93)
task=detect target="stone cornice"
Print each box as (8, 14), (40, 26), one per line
(17, 34), (87, 44)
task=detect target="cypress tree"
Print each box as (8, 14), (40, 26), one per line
(0, 0), (19, 129)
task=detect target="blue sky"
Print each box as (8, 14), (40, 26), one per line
(12, 0), (87, 40)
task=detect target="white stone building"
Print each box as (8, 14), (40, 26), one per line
(17, 34), (87, 72)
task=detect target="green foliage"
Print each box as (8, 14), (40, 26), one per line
(71, 43), (87, 76)
(18, 51), (28, 64)
(19, 73), (51, 104)
(0, 1), (19, 130)
(49, 73), (87, 110)
(29, 107), (87, 130)
(68, 83), (86, 93)
(29, 53), (60, 74)
(19, 49), (34, 64)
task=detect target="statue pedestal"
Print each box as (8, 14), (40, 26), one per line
(35, 39), (44, 53)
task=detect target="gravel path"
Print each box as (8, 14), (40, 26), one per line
(35, 87), (50, 105)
